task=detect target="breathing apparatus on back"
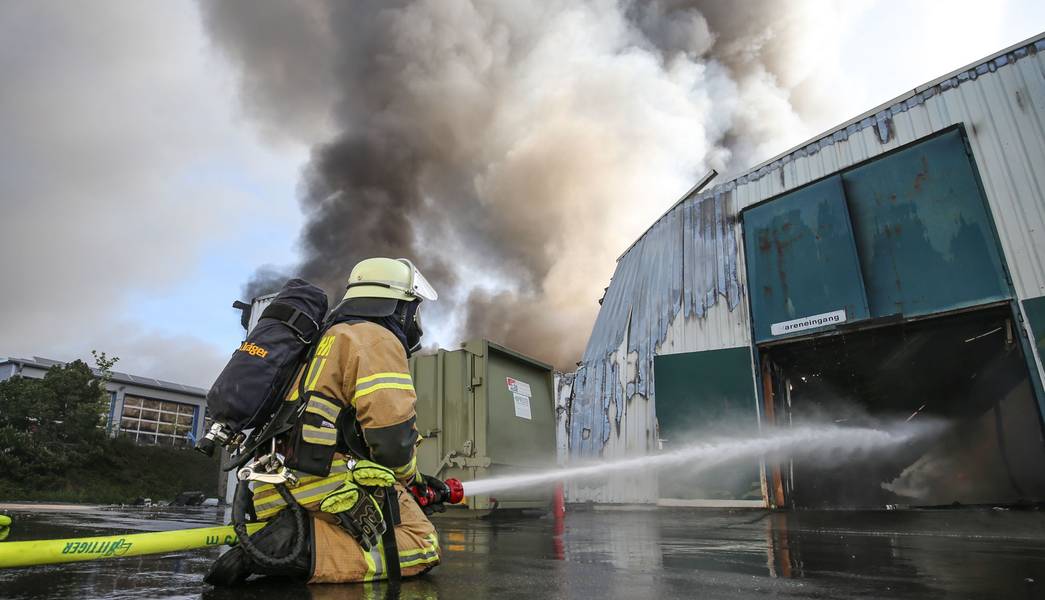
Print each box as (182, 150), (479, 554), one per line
(187, 258), (441, 581)
(195, 257), (437, 461)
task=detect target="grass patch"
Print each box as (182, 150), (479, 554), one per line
(2, 438), (221, 504)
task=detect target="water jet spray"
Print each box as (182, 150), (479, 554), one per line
(461, 423), (933, 497)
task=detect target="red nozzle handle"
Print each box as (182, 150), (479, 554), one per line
(410, 477), (466, 507)
(444, 478), (464, 505)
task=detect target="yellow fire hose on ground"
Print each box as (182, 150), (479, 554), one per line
(0, 514), (10, 542)
(0, 515), (265, 569)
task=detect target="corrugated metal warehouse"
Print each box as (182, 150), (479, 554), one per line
(561, 33), (1045, 507)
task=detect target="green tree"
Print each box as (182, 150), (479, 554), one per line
(0, 357), (112, 482)
(0, 375), (38, 431)
(0, 353), (220, 503)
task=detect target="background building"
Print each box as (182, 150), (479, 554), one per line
(0, 356), (208, 447)
(561, 34), (1045, 507)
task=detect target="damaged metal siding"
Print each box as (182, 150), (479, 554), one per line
(570, 191), (743, 457)
(554, 372), (573, 467)
(566, 192), (744, 502)
(564, 34), (1045, 503)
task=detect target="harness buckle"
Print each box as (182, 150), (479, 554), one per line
(284, 308), (320, 344)
(237, 444), (300, 487)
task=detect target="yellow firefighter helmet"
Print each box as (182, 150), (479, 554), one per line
(342, 258), (438, 303)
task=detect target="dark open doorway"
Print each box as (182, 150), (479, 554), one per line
(761, 305), (1045, 508)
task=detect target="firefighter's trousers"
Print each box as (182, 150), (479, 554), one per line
(310, 482), (440, 583)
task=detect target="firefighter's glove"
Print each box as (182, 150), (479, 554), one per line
(319, 480), (363, 513)
(319, 481), (386, 551)
(409, 474), (452, 516)
(352, 459), (396, 488)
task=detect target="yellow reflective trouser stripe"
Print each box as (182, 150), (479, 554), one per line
(399, 554), (439, 568)
(302, 424), (338, 446)
(363, 537), (385, 581)
(399, 533), (439, 557)
(362, 534), (438, 580)
(306, 396), (341, 422)
(353, 373), (413, 406)
(253, 460), (349, 519)
(254, 476), (344, 519)
(253, 459), (348, 497)
(399, 533), (440, 568)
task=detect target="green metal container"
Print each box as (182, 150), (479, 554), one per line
(409, 340), (556, 510)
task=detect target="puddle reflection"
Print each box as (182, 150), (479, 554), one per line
(2, 505), (1044, 599)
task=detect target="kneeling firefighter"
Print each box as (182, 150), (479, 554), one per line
(206, 257), (460, 585)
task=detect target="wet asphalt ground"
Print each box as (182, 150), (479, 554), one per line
(1, 504), (1044, 599)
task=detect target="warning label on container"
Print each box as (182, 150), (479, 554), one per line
(771, 309), (846, 336)
(506, 377), (532, 420)
(512, 393), (532, 420)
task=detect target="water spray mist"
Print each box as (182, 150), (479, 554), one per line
(461, 423), (935, 497)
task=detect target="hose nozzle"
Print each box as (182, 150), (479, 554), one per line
(444, 478), (464, 505)
(410, 477), (466, 508)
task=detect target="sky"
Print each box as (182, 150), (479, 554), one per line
(0, 1), (1043, 387)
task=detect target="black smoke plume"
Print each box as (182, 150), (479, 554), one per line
(203, 0), (832, 369)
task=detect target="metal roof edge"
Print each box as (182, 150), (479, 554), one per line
(616, 169), (718, 262)
(615, 30), (1045, 264)
(736, 31), (1045, 185)
(0, 356), (207, 397)
(107, 373), (208, 398)
(484, 340), (555, 372)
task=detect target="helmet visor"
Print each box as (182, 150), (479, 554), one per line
(398, 258), (438, 302)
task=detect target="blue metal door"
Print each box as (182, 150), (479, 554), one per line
(743, 176), (870, 343)
(743, 128), (1011, 344)
(843, 129), (1011, 318)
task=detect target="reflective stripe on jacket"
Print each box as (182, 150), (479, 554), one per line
(252, 459), (351, 520)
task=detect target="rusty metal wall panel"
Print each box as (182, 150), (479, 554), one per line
(843, 129), (1012, 317)
(745, 128), (1014, 344)
(743, 175), (869, 342)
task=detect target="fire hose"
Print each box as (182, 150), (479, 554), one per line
(0, 521), (266, 569)
(0, 477), (465, 569)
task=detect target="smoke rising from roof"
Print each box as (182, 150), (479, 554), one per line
(202, 0), (838, 369)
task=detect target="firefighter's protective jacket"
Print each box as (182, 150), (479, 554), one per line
(251, 320), (439, 582)
(298, 319), (420, 481)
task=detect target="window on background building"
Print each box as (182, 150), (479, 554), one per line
(119, 395), (197, 447)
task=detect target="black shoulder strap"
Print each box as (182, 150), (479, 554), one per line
(261, 301), (321, 344)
